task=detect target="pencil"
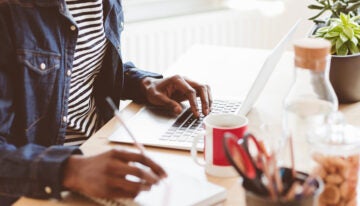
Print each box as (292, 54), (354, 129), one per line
(289, 136), (296, 177)
(105, 97), (146, 154)
(260, 155), (276, 200)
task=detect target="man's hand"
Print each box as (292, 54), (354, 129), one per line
(62, 149), (167, 199)
(141, 75), (212, 117)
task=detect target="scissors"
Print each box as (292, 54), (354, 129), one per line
(223, 132), (273, 196)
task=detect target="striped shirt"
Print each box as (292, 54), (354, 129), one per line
(64, 0), (108, 146)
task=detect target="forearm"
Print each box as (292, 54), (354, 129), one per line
(0, 140), (81, 199)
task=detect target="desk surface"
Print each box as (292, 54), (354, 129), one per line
(14, 45), (360, 206)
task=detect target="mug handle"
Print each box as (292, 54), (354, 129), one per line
(191, 131), (206, 166)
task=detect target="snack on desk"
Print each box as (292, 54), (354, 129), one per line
(307, 112), (360, 206)
(312, 153), (359, 206)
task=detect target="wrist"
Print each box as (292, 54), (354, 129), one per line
(140, 77), (155, 101)
(62, 155), (83, 191)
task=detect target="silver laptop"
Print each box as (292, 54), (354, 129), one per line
(109, 20), (301, 151)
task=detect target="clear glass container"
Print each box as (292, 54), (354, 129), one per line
(283, 38), (338, 173)
(308, 112), (360, 206)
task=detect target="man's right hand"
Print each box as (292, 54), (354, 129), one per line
(62, 149), (167, 199)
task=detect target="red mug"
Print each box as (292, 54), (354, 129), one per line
(191, 113), (248, 177)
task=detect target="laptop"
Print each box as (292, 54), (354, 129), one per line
(109, 20), (301, 151)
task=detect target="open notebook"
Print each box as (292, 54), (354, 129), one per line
(82, 166), (227, 206)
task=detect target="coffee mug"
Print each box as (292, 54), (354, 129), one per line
(191, 113), (248, 177)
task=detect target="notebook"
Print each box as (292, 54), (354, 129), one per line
(83, 169), (226, 206)
(109, 19), (301, 151)
(81, 152), (227, 206)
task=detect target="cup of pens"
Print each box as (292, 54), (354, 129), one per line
(245, 168), (323, 206)
(223, 133), (324, 206)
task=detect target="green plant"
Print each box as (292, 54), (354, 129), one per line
(308, 0), (360, 24)
(314, 13), (360, 55)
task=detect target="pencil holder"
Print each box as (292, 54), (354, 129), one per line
(244, 168), (323, 206)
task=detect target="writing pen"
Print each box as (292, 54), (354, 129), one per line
(105, 97), (146, 154)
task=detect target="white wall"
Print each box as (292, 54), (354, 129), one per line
(121, 0), (318, 73)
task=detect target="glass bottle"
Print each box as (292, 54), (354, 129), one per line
(282, 38), (338, 173)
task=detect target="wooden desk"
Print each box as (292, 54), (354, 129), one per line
(14, 45), (360, 206)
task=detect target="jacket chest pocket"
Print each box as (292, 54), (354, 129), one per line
(16, 49), (61, 132)
(17, 49), (60, 75)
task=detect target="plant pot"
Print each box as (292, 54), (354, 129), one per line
(330, 54), (360, 103)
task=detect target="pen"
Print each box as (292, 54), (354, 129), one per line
(284, 181), (300, 201)
(301, 174), (316, 196)
(260, 155), (276, 200)
(105, 97), (146, 154)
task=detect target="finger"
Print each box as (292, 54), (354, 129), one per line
(207, 85), (213, 111)
(184, 78), (213, 116)
(108, 176), (152, 193)
(169, 76), (199, 117)
(185, 79), (210, 115)
(111, 150), (167, 179)
(106, 157), (160, 184)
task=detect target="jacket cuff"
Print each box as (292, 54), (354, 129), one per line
(34, 145), (82, 199)
(122, 62), (163, 103)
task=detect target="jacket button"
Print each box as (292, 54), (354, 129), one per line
(44, 186), (52, 194)
(67, 70), (72, 77)
(70, 25), (76, 31)
(62, 116), (67, 123)
(40, 63), (46, 70)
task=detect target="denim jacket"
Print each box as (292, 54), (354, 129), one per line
(0, 0), (162, 203)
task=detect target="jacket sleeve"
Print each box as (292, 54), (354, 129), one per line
(121, 61), (163, 103)
(0, 9), (82, 200)
(0, 63), (82, 200)
(0, 143), (81, 199)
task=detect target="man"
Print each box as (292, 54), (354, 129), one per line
(0, 0), (212, 205)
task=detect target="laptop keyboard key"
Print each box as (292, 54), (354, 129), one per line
(159, 99), (242, 148)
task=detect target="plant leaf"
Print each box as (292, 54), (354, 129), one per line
(325, 31), (339, 37)
(317, 26), (329, 33)
(351, 36), (359, 45)
(308, 4), (324, 10)
(345, 2), (360, 13)
(309, 9), (327, 21)
(340, 13), (349, 25)
(336, 37), (344, 50)
(337, 44), (349, 55)
(348, 41), (359, 54)
(343, 26), (354, 38)
(340, 32), (349, 42)
(331, 46), (337, 54)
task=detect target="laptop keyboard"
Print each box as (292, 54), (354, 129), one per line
(159, 99), (242, 145)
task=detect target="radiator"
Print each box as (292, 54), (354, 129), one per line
(121, 9), (299, 73)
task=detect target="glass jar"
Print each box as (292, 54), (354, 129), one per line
(308, 112), (360, 206)
(283, 38), (338, 173)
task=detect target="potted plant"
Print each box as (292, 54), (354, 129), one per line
(308, 0), (360, 103)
